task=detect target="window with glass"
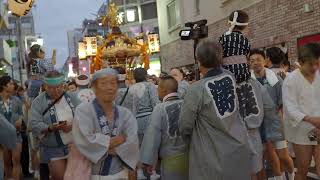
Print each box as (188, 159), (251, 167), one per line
(112, 0), (124, 6)
(125, 0), (137, 5)
(140, 0), (153, 3)
(21, 17), (31, 24)
(125, 6), (139, 23)
(195, 0), (200, 15)
(8, 17), (16, 24)
(141, 2), (157, 20)
(167, 0), (178, 29)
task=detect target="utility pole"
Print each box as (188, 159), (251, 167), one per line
(16, 17), (24, 86)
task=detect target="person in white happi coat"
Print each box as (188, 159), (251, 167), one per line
(282, 43), (320, 180)
(140, 75), (188, 180)
(72, 68), (139, 180)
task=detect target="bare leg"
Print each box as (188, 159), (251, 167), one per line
(128, 169), (137, 180)
(266, 142), (282, 176)
(3, 149), (12, 179)
(313, 145), (320, 176)
(12, 143), (22, 180)
(256, 169), (266, 180)
(277, 148), (295, 173)
(31, 150), (39, 172)
(48, 159), (67, 180)
(251, 174), (258, 180)
(293, 144), (313, 180)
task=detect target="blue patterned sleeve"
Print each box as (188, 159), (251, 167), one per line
(39, 59), (54, 73)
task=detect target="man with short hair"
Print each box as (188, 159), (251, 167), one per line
(170, 68), (189, 99)
(140, 75), (188, 180)
(283, 43), (320, 180)
(179, 40), (251, 180)
(250, 49), (295, 180)
(0, 76), (23, 180)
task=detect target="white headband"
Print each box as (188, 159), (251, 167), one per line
(226, 11), (249, 35)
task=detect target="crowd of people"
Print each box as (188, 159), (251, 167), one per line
(1, 10), (320, 180)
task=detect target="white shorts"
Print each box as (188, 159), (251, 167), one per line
(50, 155), (68, 162)
(91, 169), (128, 180)
(273, 140), (288, 150)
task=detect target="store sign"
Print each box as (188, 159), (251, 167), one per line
(148, 34), (160, 53)
(297, 33), (320, 47)
(83, 37), (97, 56)
(8, 0), (34, 17)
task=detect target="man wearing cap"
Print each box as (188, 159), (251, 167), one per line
(72, 68), (139, 180)
(75, 74), (95, 102)
(30, 71), (81, 180)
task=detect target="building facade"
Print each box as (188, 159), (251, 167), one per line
(157, 0), (320, 72)
(67, 29), (83, 58)
(110, 0), (161, 75)
(0, 6), (36, 83)
(0, 0), (10, 76)
(110, 0), (158, 36)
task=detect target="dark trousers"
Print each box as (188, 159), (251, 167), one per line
(20, 130), (32, 177)
(40, 163), (50, 180)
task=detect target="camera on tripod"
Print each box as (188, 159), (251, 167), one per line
(179, 19), (208, 40)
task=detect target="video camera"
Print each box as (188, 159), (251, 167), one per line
(179, 19), (208, 40)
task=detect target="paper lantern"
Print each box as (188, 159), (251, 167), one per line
(8, 0), (34, 17)
(83, 37), (97, 56)
(148, 34), (160, 53)
(78, 42), (87, 60)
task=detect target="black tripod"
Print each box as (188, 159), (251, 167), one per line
(193, 39), (200, 81)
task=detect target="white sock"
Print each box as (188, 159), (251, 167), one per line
(282, 172), (287, 180)
(137, 169), (147, 179)
(288, 172), (295, 180)
(275, 176), (283, 180)
(34, 170), (40, 179)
